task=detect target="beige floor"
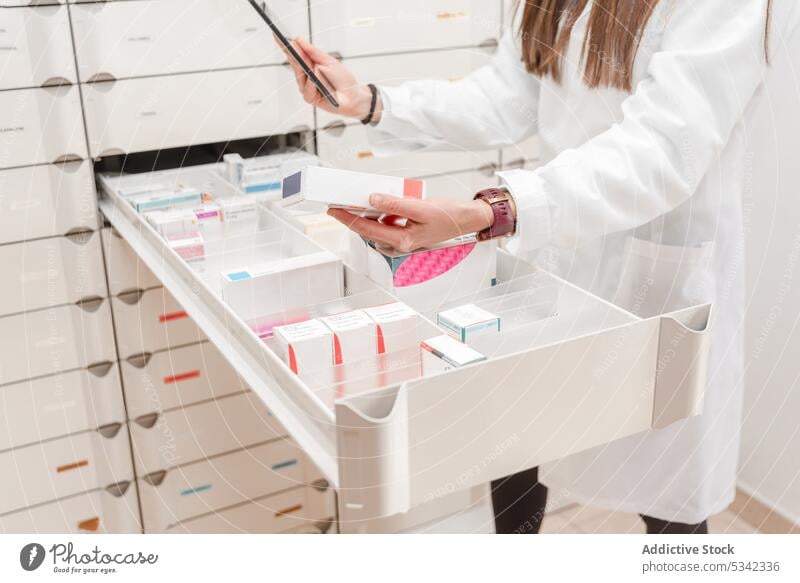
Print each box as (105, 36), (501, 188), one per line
(542, 504), (758, 534)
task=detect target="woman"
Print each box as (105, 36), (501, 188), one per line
(285, 1), (799, 533)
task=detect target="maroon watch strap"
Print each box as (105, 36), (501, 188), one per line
(474, 187), (516, 241)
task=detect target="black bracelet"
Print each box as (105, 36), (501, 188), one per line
(361, 83), (378, 125)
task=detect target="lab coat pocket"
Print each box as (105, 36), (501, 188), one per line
(616, 236), (716, 317)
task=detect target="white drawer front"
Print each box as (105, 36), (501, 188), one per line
(501, 135), (542, 168)
(316, 47), (494, 129)
(0, 162), (98, 245)
(317, 123), (498, 178)
(129, 392), (287, 476)
(0, 428), (133, 516)
(167, 485), (335, 533)
(0, 299), (116, 386)
(122, 342), (247, 419)
(112, 287), (206, 358)
(102, 227), (160, 296)
(83, 67), (314, 157)
(0, 484), (140, 534)
(0, 4), (76, 90)
(311, 0), (502, 58)
(72, 0), (309, 80)
(0, 362), (124, 452)
(139, 440), (325, 533)
(0, 231), (106, 317)
(0, 85), (87, 169)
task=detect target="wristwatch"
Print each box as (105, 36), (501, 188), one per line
(473, 186), (516, 241)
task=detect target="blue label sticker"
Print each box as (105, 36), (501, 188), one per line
(227, 271), (252, 281)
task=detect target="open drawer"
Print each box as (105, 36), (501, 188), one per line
(97, 160), (711, 528)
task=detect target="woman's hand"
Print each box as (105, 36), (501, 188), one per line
(327, 194), (495, 253)
(280, 37), (380, 121)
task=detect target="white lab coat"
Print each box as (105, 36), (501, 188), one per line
(369, 0), (800, 523)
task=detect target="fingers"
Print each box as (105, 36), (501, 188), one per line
(369, 194), (433, 223)
(328, 209), (411, 250)
(295, 37), (338, 66)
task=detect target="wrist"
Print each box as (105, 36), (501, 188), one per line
(355, 84), (373, 119)
(466, 200), (495, 234)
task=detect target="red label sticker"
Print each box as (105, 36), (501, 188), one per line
(163, 370), (201, 385)
(403, 179), (424, 199)
(159, 311), (188, 323)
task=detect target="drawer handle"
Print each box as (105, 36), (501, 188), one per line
(180, 484), (212, 497)
(311, 479), (330, 493)
(106, 481), (131, 497)
(53, 154), (83, 165)
(87, 73), (118, 84)
(78, 517), (100, 532)
(357, 151), (374, 159)
(159, 310), (188, 323)
(117, 289), (145, 305)
(41, 77), (73, 89)
(76, 296), (105, 313)
(271, 459), (298, 471)
(142, 471), (167, 487)
(163, 370), (201, 385)
(126, 352), (153, 369)
(134, 413), (159, 429)
(87, 361), (114, 378)
(275, 504), (302, 518)
(97, 423), (123, 439)
(57, 460), (89, 473)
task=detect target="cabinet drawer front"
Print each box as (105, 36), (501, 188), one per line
(311, 0), (502, 58)
(0, 363), (124, 452)
(129, 392), (287, 476)
(72, 0), (308, 80)
(112, 287), (205, 358)
(316, 123), (498, 179)
(0, 429), (133, 516)
(0, 232), (106, 317)
(83, 68), (313, 157)
(0, 486), (140, 534)
(501, 135), (542, 169)
(0, 162), (98, 245)
(140, 439), (324, 533)
(166, 485), (335, 533)
(0, 300), (116, 386)
(122, 342), (247, 419)
(0, 4), (76, 90)
(102, 227), (160, 296)
(0, 86), (87, 169)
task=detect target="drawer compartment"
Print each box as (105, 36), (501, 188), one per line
(0, 85), (87, 169)
(0, 362), (125, 452)
(0, 231), (106, 317)
(0, 4), (76, 90)
(102, 227), (161, 296)
(139, 439), (325, 533)
(310, 0), (502, 58)
(72, 0), (309, 80)
(0, 428), (133, 516)
(0, 162), (98, 245)
(0, 299), (116, 386)
(122, 341), (247, 419)
(166, 485), (335, 533)
(112, 287), (206, 358)
(129, 392), (287, 476)
(83, 67), (314, 158)
(0, 484), (140, 534)
(316, 123), (499, 179)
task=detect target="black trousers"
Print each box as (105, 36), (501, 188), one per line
(491, 467), (709, 534)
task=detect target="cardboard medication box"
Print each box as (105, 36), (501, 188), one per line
(221, 251), (344, 322)
(273, 319), (334, 376)
(125, 185), (203, 212)
(437, 304), (501, 344)
(363, 302), (419, 354)
(146, 204), (222, 238)
(420, 335), (486, 375)
(356, 235), (498, 312)
(280, 165), (425, 215)
(320, 310), (378, 364)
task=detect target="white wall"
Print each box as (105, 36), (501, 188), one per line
(739, 29), (800, 523)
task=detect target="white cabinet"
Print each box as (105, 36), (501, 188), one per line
(0, 428), (133, 515)
(102, 227), (161, 296)
(72, 0), (309, 81)
(0, 4), (76, 90)
(111, 287), (206, 358)
(83, 67), (314, 157)
(501, 135), (542, 169)
(138, 440), (325, 533)
(0, 162), (98, 245)
(0, 231), (106, 317)
(310, 0), (502, 58)
(316, 122), (498, 178)
(0, 298), (116, 386)
(122, 341), (247, 419)
(0, 485), (140, 534)
(0, 85), (87, 169)
(0, 362), (125, 452)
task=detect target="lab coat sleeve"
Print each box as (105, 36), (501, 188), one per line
(370, 31), (542, 153)
(501, 0), (789, 253)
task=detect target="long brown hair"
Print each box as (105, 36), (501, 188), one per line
(518, 0), (773, 92)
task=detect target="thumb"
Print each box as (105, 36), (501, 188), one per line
(295, 37), (337, 67)
(317, 64), (356, 90)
